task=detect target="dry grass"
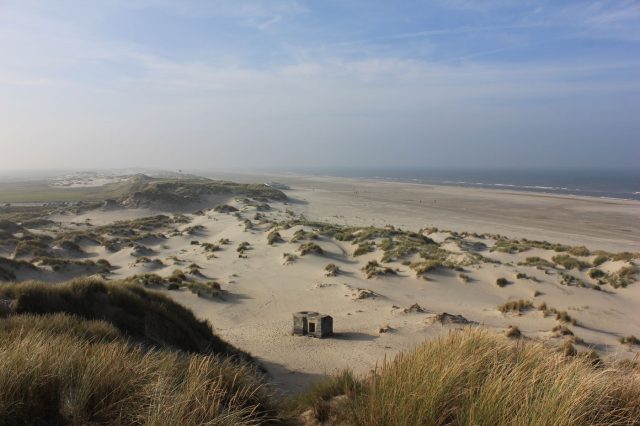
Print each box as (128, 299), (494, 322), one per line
(0, 314), (277, 425)
(298, 242), (323, 256)
(498, 299), (533, 314)
(327, 329), (640, 425)
(0, 278), (282, 424)
(0, 278), (249, 357)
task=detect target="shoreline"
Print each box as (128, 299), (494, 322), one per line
(203, 171), (640, 253)
(205, 170), (640, 205)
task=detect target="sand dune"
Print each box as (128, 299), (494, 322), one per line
(1, 177), (638, 395)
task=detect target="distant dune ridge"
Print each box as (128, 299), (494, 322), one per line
(0, 171), (639, 424)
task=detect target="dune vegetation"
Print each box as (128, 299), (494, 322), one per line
(294, 329), (640, 425)
(0, 278), (281, 425)
(2, 276), (640, 424)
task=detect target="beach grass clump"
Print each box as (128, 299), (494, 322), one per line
(489, 238), (572, 254)
(561, 273), (585, 288)
(505, 325), (522, 338)
(322, 329), (640, 425)
(496, 277), (510, 287)
(498, 299), (533, 314)
(519, 256), (555, 269)
(552, 325), (574, 337)
(287, 369), (361, 422)
(201, 242), (219, 253)
(290, 229), (318, 243)
(213, 204), (238, 213)
(363, 260), (397, 279)
(168, 269), (187, 284)
(353, 242), (375, 257)
(267, 230), (283, 245)
(555, 310), (577, 325)
(490, 239), (532, 254)
(324, 263), (340, 277)
(218, 238), (231, 245)
(552, 254), (590, 271)
(620, 336), (640, 345)
(32, 257), (112, 275)
(282, 253), (297, 265)
(410, 260), (444, 278)
(592, 254), (609, 267)
(606, 264), (637, 288)
(236, 241), (251, 254)
(568, 246), (591, 257)
(299, 242), (323, 256)
(183, 224), (205, 235)
(378, 232), (436, 263)
(0, 257), (39, 281)
(588, 268), (606, 279)
(185, 280), (222, 298)
(560, 341), (578, 357)
(12, 238), (53, 259)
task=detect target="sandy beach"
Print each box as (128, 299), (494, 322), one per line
(0, 174), (637, 395)
(19, 174), (632, 394)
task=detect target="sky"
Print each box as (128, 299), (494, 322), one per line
(0, 0), (639, 172)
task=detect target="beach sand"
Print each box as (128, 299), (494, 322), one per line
(13, 175), (640, 394)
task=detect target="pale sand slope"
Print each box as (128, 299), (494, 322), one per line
(56, 202), (634, 394)
(209, 172), (640, 253)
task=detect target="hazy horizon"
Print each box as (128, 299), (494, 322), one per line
(1, 1), (639, 171)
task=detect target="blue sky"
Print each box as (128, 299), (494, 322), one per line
(0, 0), (638, 170)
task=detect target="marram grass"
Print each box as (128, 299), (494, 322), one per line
(305, 329), (640, 425)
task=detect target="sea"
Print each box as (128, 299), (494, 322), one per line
(290, 169), (640, 201)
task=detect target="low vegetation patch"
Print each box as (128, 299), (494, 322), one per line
(606, 264), (637, 288)
(363, 260), (397, 279)
(267, 230), (283, 245)
(282, 252), (297, 264)
(620, 335), (640, 345)
(0, 293), (276, 424)
(353, 241), (375, 257)
(324, 263), (340, 277)
(298, 242), (323, 256)
(552, 254), (590, 271)
(496, 277), (509, 287)
(498, 299), (533, 313)
(519, 256), (555, 269)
